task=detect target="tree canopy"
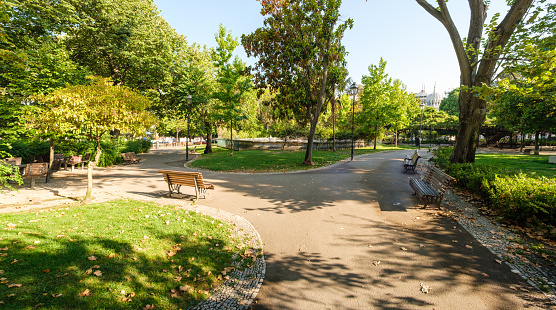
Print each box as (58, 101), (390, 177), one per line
(242, 0), (353, 165)
(32, 77), (153, 202)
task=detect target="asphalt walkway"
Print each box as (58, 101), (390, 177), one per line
(2, 148), (553, 309)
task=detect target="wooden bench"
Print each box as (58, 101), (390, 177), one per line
(64, 155), (82, 171)
(121, 152), (141, 164)
(22, 163), (48, 189)
(404, 151), (421, 173)
(158, 170), (214, 201)
(409, 165), (455, 208)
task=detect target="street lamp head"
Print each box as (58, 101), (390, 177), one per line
(349, 82), (358, 95)
(186, 94), (192, 105)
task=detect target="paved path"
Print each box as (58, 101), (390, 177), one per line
(3, 148), (553, 309)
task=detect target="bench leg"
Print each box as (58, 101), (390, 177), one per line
(30, 177), (36, 189)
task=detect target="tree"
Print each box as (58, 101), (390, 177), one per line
(416, 0), (534, 163)
(359, 58), (392, 149)
(439, 88), (459, 117)
(242, 0), (353, 165)
(33, 77), (153, 202)
(213, 25), (254, 156)
(66, 0), (183, 90)
(387, 80), (421, 147)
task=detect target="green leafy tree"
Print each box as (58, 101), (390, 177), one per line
(359, 58), (392, 149)
(416, 0), (535, 163)
(213, 25), (254, 155)
(388, 80), (421, 147)
(439, 88), (459, 117)
(33, 77), (153, 202)
(66, 0), (183, 90)
(243, 0), (353, 165)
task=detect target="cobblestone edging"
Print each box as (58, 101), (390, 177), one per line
(181, 204), (265, 310)
(442, 190), (556, 305)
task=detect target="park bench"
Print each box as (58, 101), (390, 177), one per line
(22, 162), (48, 189)
(46, 160), (63, 183)
(404, 150), (421, 173)
(80, 153), (91, 169)
(158, 170), (214, 201)
(409, 165), (455, 208)
(121, 152), (141, 164)
(64, 155), (82, 171)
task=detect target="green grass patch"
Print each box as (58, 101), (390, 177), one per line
(188, 145), (414, 172)
(0, 199), (252, 309)
(475, 153), (555, 178)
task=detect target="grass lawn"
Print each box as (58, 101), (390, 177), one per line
(0, 199), (255, 309)
(188, 145), (414, 172)
(475, 153), (556, 178)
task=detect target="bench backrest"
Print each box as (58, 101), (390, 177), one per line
(4, 157), (22, 165)
(67, 155), (82, 164)
(49, 160), (63, 172)
(82, 153), (92, 162)
(423, 166), (455, 194)
(158, 170), (209, 188)
(24, 163), (48, 177)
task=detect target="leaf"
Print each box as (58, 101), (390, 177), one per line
(87, 256), (97, 261)
(52, 293), (62, 298)
(93, 270), (102, 277)
(79, 289), (90, 297)
(167, 250), (176, 257)
(8, 284), (22, 288)
(143, 305), (155, 310)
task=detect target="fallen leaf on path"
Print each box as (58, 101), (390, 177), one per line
(372, 261), (381, 266)
(420, 283), (430, 294)
(401, 247), (408, 251)
(465, 245), (473, 249)
(481, 273), (489, 277)
(79, 289), (90, 297)
(8, 284), (22, 288)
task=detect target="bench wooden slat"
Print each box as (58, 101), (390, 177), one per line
(409, 165), (455, 208)
(158, 170), (214, 201)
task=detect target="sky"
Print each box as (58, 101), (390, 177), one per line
(152, 0), (512, 96)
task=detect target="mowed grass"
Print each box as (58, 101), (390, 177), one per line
(0, 199), (254, 309)
(189, 145), (414, 172)
(475, 153), (556, 178)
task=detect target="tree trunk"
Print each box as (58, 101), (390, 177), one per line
(204, 124), (213, 154)
(395, 130), (398, 147)
(534, 131), (540, 155)
(450, 90), (487, 163)
(230, 119), (233, 156)
(332, 97), (336, 152)
(49, 138), (55, 167)
(373, 123), (378, 150)
(84, 138), (102, 203)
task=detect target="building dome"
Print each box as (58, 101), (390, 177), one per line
(415, 90), (427, 104)
(425, 92), (442, 110)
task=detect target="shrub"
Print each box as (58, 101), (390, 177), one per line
(430, 146), (452, 168)
(445, 163), (510, 198)
(0, 162), (23, 191)
(488, 174), (556, 226)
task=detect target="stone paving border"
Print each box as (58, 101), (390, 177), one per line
(442, 190), (556, 305)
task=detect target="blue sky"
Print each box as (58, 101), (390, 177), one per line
(152, 0), (511, 96)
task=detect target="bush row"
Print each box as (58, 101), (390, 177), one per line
(0, 138), (152, 167)
(432, 147), (556, 227)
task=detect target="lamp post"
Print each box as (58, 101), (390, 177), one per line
(419, 102), (424, 150)
(185, 94), (192, 161)
(349, 82), (358, 161)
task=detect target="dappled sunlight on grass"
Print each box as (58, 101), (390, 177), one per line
(0, 200), (251, 309)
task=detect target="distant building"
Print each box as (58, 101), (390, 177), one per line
(413, 85), (443, 110)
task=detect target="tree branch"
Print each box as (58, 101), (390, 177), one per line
(416, 0), (471, 84)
